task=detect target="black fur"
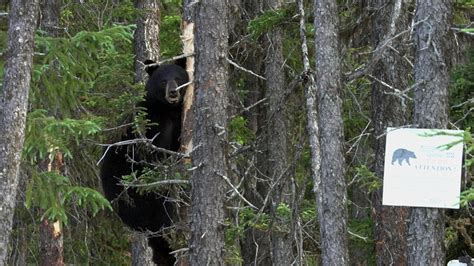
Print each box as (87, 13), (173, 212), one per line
(100, 60), (188, 265)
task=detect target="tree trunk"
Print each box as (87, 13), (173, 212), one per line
(179, 4), (194, 157)
(38, 2), (65, 264)
(263, 1), (294, 264)
(237, 1), (272, 265)
(132, 1), (160, 264)
(297, 0), (323, 263)
(39, 0), (61, 37)
(39, 153), (65, 266)
(131, 233), (155, 266)
(8, 167), (28, 265)
(0, 0), (40, 263)
(188, 0), (229, 264)
(408, 1), (453, 264)
(313, 0), (350, 264)
(39, 219), (64, 266)
(133, 0), (160, 84)
(370, 0), (412, 265)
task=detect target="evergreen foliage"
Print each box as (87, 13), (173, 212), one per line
(0, 0), (472, 263)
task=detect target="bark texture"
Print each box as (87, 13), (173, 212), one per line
(131, 233), (154, 266)
(313, 0), (350, 264)
(235, 2), (272, 265)
(39, 220), (64, 266)
(297, 0), (322, 263)
(39, 153), (65, 266)
(263, 1), (294, 264)
(38, 2), (65, 264)
(131, 1), (160, 263)
(188, 0), (229, 265)
(39, 0), (61, 37)
(0, 0), (40, 263)
(133, 0), (160, 84)
(179, 21), (194, 156)
(370, 1), (411, 264)
(408, 1), (453, 265)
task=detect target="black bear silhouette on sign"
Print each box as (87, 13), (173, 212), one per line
(391, 148), (417, 166)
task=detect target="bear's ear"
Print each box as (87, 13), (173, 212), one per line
(174, 57), (187, 69)
(144, 59), (159, 76)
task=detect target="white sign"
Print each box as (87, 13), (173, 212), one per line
(383, 127), (464, 209)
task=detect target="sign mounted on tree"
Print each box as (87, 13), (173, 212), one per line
(383, 127), (464, 209)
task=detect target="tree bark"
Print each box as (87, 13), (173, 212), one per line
(237, 1), (271, 264)
(263, 1), (294, 264)
(313, 0), (350, 264)
(131, 1), (160, 264)
(131, 232), (155, 266)
(179, 13), (194, 157)
(0, 0), (40, 263)
(297, 0), (322, 263)
(298, 0), (325, 262)
(370, 1), (412, 265)
(38, 2), (65, 264)
(133, 0), (160, 84)
(39, 219), (64, 266)
(39, 153), (65, 266)
(408, 1), (453, 265)
(39, 0), (61, 37)
(188, 0), (229, 264)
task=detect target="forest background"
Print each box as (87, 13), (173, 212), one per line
(0, 0), (472, 265)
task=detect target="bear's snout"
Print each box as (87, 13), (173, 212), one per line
(168, 89), (179, 98)
(165, 80), (182, 104)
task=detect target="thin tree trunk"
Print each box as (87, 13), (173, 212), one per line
(179, 3), (194, 156)
(39, 0), (61, 37)
(132, 1), (160, 264)
(39, 220), (64, 266)
(238, 1), (271, 264)
(131, 232), (154, 266)
(298, 0), (323, 263)
(133, 0), (160, 84)
(408, 1), (453, 264)
(39, 153), (65, 266)
(0, 0), (40, 263)
(38, 2), (65, 264)
(313, 0), (349, 264)
(263, 0), (294, 263)
(188, 0), (229, 264)
(297, 0), (322, 260)
(8, 168), (28, 265)
(370, 0), (411, 264)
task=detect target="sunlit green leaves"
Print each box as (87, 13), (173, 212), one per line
(354, 165), (382, 193)
(24, 109), (102, 163)
(161, 15), (182, 57)
(32, 25), (135, 116)
(64, 187), (113, 216)
(248, 6), (294, 39)
(25, 171), (112, 224)
(228, 116), (255, 146)
(450, 49), (474, 129)
(459, 188), (474, 207)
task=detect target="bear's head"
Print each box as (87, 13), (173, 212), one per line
(144, 58), (189, 107)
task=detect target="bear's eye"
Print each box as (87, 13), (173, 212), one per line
(176, 79), (187, 85)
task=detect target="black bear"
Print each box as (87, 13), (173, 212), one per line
(391, 148), (417, 166)
(100, 59), (188, 265)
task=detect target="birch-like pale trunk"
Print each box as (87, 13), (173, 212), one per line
(0, 0), (40, 263)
